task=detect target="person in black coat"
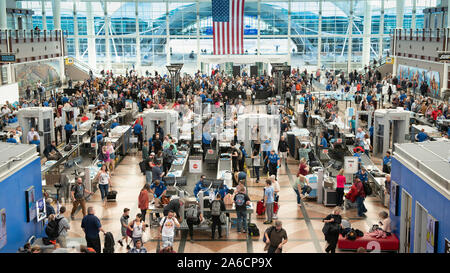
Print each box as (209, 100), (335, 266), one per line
(322, 207), (342, 253)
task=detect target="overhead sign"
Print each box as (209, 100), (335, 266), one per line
(438, 51), (450, 62)
(65, 57), (74, 65)
(0, 54), (16, 63)
(385, 57), (394, 64)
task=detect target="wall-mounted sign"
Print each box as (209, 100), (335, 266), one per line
(438, 51), (450, 62)
(344, 156), (358, 174)
(0, 54), (16, 63)
(385, 57), (394, 64)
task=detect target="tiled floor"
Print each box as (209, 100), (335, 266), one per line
(61, 152), (389, 253)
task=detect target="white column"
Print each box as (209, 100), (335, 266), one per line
(379, 0), (385, 58)
(396, 0), (405, 29)
(257, 0), (260, 56)
(135, 0), (141, 70)
(0, 0), (7, 30)
(362, 0), (372, 68)
(317, 0), (323, 69)
(347, 0), (353, 73)
(166, 1), (171, 65)
(52, 0), (61, 30)
(104, 2), (111, 71)
(196, 0), (200, 70)
(86, 1), (97, 68)
(411, 0), (417, 30)
(447, 0), (450, 28)
(73, 1), (80, 59)
(41, 0), (47, 31)
(287, 0), (291, 64)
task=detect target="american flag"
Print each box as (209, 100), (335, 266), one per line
(212, 0), (245, 55)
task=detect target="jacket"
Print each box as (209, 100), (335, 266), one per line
(355, 181), (366, 198)
(345, 184), (359, 203)
(138, 190), (149, 210)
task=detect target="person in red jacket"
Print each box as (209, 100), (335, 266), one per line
(138, 184), (150, 223)
(354, 178), (367, 217)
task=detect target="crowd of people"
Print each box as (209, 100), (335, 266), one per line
(10, 59), (447, 254)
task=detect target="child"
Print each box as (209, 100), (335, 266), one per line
(118, 208), (131, 250)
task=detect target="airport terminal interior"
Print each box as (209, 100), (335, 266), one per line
(0, 0), (449, 254)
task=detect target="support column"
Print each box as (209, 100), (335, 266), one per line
(396, 0), (405, 29)
(347, 0), (353, 73)
(287, 0), (292, 65)
(362, 0), (372, 68)
(257, 0), (260, 56)
(317, 0), (322, 69)
(52, 0), (61, 30)
(166, 1), (171, 65)
(104, 2), (111, 71)
(379, 0), (385, 58)
(86, 1), (97, 68)
(411, 0), (417, 30)
(0, 0), (7, 30)
(135, 0), (141, 71)
(447, 0), (450, 28)
(41, 0), (47, 30)
(196, 0), (200, 71)
(73, 1), (80, 59)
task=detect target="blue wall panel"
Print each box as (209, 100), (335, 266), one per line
(390, 158), (450, 253)
(0, 158), (43, 253)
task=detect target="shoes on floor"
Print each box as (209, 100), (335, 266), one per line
(118, 240), (123, 247)
(263, 221), (272, 225)
(126, 245), (131, 250)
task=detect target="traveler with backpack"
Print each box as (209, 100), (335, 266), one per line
(185, 203), (203, 242)
(118, 208), (131, 250)
(70, 177), (93, 220)
(162, 145), (175, 173)
(234, 187), (250, 233)
(263, 220), (288, 253)
(210, 193), (226, 239)
(128, 239), (147, 253)
(159, 211), (180, 248)
(55, 206), (70, 248)
(128, 213), (146, 247)
(81, 207), (106, 254)
(354, 178), (368, 217)
(322, 207), (342, 253)
(45, 214), (61, 244)
(264, 179), (275, 225)
(238, 142), (248, 172)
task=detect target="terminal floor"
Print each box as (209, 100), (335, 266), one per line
(60, 153), (388, 253)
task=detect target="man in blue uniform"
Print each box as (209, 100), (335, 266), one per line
(193, 175), (210, 198)
(415, 128), (428, 142)
(266, 150), (281, 179)
(382, 151), (392, 173)
(133, 122), (143, 150)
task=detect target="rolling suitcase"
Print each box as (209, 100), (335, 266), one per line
(256, 200), (265, 216)
(107, 190), (117, 202)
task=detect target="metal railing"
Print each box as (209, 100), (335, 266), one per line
(0, 29), (64, 42)
(392, 27), (449, 41)
(71, 57), (101, 77)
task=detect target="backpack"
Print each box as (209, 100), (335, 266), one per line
(103, 232), (115, 253)
(211, 200), (221, 216)
(346, 229), (357, 240)
(362, 181), (373, 196)
(235, 193), (246, 207)
(186, 204), (198, 221)
(262, 226), (275, 243)
(45, 217), (63, 240)
(248, 223), (260, 236)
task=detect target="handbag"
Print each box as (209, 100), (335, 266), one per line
(219, 213), (227, 224)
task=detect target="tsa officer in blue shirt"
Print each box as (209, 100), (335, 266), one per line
(133, 122), (143, 150)
(415, 128), (428, 142)
(193, 175), (210, 198)
(110, 119), (119, 129)
(319, 133), (328, 148)
(266, 150), (281, 179)
(358, 168), (368, 183)
(64, 120), (74, 144)
(382, 151), (392, 173)
(6, 134), (17, 143)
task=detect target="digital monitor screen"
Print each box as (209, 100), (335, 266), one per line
(212, 179), (224, 188)
(36, 199), (46, 222)
(202, 179), (213, 188)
